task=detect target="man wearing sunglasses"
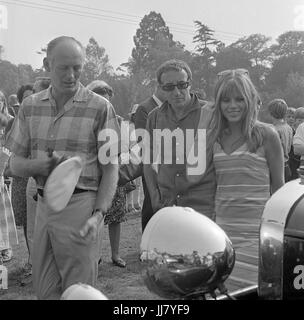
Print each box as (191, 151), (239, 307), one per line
(143, 59), (216, 220)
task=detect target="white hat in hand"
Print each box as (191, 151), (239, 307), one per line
(44, 156), (83, 212)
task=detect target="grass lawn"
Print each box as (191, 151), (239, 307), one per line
(0, 210), (161, 300)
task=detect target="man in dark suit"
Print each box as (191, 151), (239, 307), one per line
(134, 86), (166, 231)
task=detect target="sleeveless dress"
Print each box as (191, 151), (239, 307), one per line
(213, 141), (270, 241)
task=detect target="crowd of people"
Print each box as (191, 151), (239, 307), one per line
(0, 35), (302, 299)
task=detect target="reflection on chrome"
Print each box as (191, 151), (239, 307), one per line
(140, 207), (235, 299)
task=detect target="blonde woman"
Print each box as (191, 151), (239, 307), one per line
(210, 69), (284, 240)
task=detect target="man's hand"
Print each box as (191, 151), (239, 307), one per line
(30, 155), (59, 177)
(31, 150), (66, 177)
(78, 211), (104, 242)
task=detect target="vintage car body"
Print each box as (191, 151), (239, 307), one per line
(141, 176), (304, 300)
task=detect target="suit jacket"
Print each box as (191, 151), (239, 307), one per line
(134, 96), (159, 133)
(134, 95), (160, 230)
(118, 96), (159, 186)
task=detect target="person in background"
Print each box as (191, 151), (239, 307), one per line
(10, 84), (34, 267)
(6, 36), (119, 299)
(294, 107), (304, 130)
(33, 77), (51, 93)
(210, 69), (284, 243)
(86, 80), (113, 100)
(285, 107), (299, 180)
(7, 94), (19, 117)
(0, 90), (18, 264)
(267, 99), (293, 182)
(286, 107), (296, 129)
(16, 84), (34, 105)
(87, 80), (127, 268)
(125, 104), (142, 214)
(293, 107), (304, 168)
(3, 95), (16, 189)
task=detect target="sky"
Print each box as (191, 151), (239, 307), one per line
(1, 0), (304, 72)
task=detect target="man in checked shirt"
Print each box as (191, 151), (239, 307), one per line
(5, 36), (120, 299)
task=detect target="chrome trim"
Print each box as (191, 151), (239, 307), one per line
(140, 207), (235, 299)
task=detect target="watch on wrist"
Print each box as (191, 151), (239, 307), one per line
(92, 208), (105, 220)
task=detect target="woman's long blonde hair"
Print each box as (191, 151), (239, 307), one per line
(210, 70), (266, 153)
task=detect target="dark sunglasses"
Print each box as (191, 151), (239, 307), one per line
(93, 87), (113, 98)
(160, 81), (190, 92)
(217, 68), (249, 79)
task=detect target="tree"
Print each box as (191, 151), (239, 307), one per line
(231, 34), (272, 67)
(193, 21), (221, 56)
(122, 11), (188, 103)
(81, 37), (113, 86)
(215, 47), (252, 72)
(17, 64), (36, 85)
(283, 72), (304, 108)
(0, 60), (19, 96)
(108, 75), (135, 118)
(192, 21), (221, 97)
(230, 34), (272, 89)
(145, 33), (192, 85)
(123, 11), (175, 77)
(271, 31), (304, 58)
(265, 54), (304, 91)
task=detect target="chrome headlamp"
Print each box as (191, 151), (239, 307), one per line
(140, 206), (235, 299)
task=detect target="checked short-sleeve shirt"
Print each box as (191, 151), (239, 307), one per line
(5, 84), (120, 190)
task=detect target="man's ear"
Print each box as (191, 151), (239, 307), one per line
(43, 57), (50, 72)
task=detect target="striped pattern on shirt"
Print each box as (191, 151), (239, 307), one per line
(214, 142), (270, 219)
(5, 84), (120, 190)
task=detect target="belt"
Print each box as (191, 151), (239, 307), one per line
(37, 188), (89, 198)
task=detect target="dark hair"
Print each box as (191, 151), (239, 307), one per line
(156, 59), (192, 84)
(46, 36), (84, 59)
(286, 107), (296, 116)
(86, 80), (114, 99)
(92, 87), (113, 98)
(267, 99), (288, 120)
(17, 84), (34, 103)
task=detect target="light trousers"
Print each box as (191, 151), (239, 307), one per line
(32, 191), (101, 300)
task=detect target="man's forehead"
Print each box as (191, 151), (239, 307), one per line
(50, 40), (84, 61)
(160, 69), (188, 83)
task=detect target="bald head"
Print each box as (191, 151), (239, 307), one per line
(43, 36), (85, 100)
(46, 36), (85, 60)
